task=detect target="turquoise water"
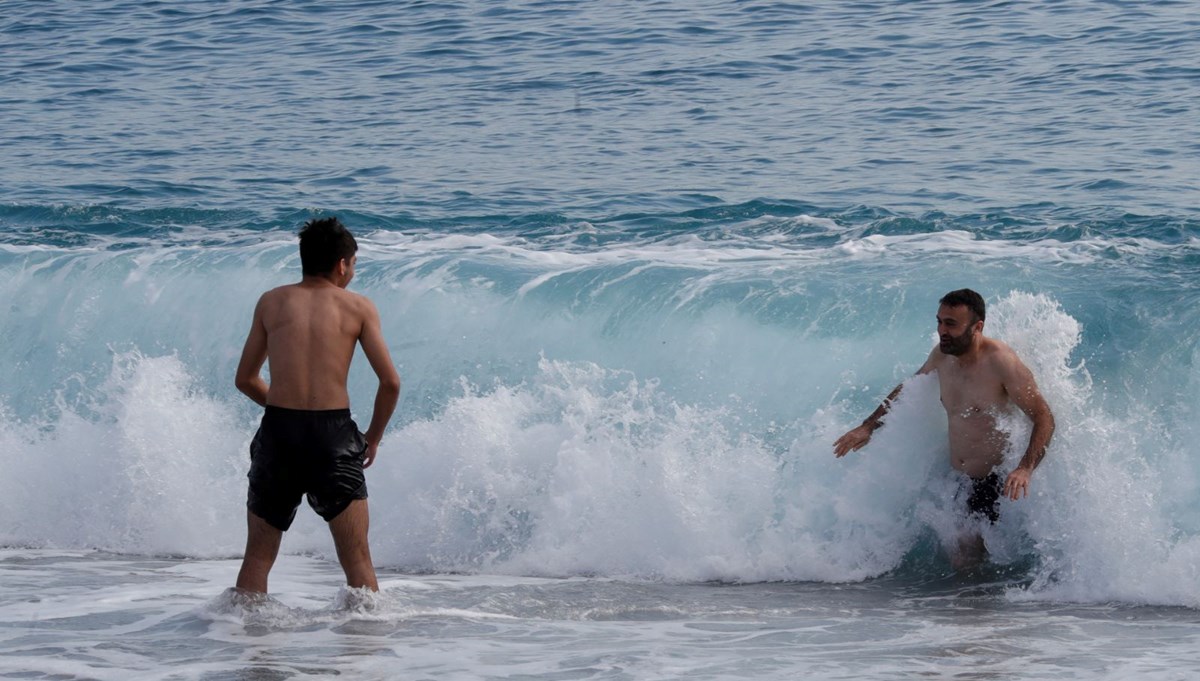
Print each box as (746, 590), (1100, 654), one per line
(2, 2), (1199, 678)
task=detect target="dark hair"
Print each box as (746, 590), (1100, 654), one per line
(939, 288), (986, 323)
(299, 217), (357, 275)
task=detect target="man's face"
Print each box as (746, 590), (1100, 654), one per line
(936, 304), (979, 356)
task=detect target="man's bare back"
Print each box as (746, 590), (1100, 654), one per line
(257, 282), (363, 409)
(235, 262), (399, 464)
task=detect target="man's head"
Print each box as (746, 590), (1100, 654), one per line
(937, 288), (985, 356)
(299, 217), (358, 284)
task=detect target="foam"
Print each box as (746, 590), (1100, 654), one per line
(987, 294), (1200, 606)
(0, 352), (249, 556)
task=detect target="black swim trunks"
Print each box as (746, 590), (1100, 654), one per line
(964, 472), (1003, 523)
(247, 406), (369, 531)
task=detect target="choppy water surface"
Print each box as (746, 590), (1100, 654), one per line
(3, 1), (1199, 214)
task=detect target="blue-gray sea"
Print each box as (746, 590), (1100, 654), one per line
(2, 2), (1199, 679)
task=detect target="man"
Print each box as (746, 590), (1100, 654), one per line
(233, 217), (401, 594)
(833, 289), (1054, 568)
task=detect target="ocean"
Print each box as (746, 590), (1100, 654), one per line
(2, 1), (1199, 679)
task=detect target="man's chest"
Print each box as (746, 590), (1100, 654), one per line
(937, 364), (1008, 413)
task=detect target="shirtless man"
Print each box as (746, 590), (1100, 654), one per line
(833, 289), (1055, 568)
(233, 217), (401, 594)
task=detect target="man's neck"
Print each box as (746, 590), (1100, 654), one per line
(300, 274), (341, 288)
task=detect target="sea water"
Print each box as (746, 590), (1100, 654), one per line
(2, 1), (1199, 679)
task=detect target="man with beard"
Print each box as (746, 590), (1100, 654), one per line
(832, 289), (1055, 568)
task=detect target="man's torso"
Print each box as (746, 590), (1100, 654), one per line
(260, 282), (365, 410)
(933, 340), (1013, 478)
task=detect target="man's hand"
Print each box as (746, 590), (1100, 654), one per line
(1004, 467), (1032, 500)
(363, 441), (379, 469)
(833, 425), (874, 457)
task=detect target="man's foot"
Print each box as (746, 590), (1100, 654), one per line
(335, 585), (386, 613)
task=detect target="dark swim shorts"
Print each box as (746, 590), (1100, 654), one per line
(247, 406), (369, 531)
(964, 472), (1003, 523)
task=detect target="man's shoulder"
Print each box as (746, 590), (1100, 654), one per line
(982, 336), (1018, 358)
(921, 344), (947, 372)
(262, 283), (302, 297)
(339, 288), (375, 310)
(981, 337), (1030, 373)
(324, 289), (378, 325)
(256, 284), (296, 307)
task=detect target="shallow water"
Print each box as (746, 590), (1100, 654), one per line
(4, 550), (1199, 680)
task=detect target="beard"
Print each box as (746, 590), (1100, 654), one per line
(939, 325), (975, 356)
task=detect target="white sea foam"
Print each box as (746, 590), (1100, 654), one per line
(987, 293), (1200, 606)
(0, 352), (249, 556)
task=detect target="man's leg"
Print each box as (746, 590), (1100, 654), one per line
(951, 531), (987, 571)
(236, 511), (283, 593)
(328, 499), (379, 591)
(951, 474), (999, 570)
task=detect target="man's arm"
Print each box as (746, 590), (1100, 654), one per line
(234, 297), (270, 407)
(1000, 352), (1055, 500)
(357, 297), (401, 469)
(833, 348), (939, 457)
(833, 383), (903, 457)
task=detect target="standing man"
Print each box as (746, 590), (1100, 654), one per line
(833, 289), (1055, 568)
(234, 217), (401, 594)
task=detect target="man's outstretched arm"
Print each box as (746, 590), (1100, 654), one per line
(833, 383), (904, 457)
(235, 297), (269, 407)
(358, 298), (400, 468)
(833, 348), (939, 457)
(1001, 355), (1055, 500)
